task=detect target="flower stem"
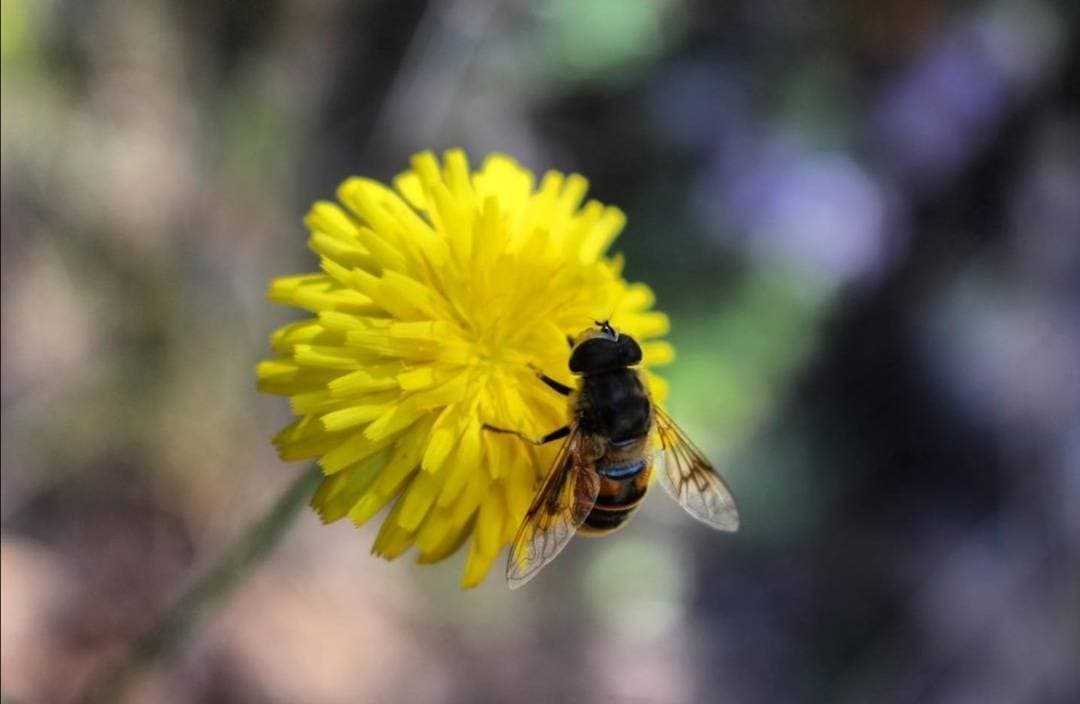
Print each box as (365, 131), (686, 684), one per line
(78, 466), (322, 704)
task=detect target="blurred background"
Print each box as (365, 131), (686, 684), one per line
(2, 0), (1078, 702)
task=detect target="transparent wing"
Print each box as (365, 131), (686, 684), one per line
(654, 407), (740, 531)
(506, 428), (600, 589)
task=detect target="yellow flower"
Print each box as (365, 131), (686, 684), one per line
(258, 150), (674, 587)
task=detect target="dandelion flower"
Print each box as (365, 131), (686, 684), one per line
(258, 150), (674, 587)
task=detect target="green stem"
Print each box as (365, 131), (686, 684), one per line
(78, 466), (322, 704)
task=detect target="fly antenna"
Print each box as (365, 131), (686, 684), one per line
(599, 307), (619, 338)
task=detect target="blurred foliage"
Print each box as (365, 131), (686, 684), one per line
(538, 0), (681, 84)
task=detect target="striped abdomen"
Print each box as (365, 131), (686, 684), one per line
(581, 452), (652, 535)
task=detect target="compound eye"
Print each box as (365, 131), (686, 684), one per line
(618, 336), (642, 365)
(569, 338), (618, 373)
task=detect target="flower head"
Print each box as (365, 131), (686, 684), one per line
(258, 150), (673, 586)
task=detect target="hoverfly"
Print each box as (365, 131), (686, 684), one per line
(484, 321), (739, 588)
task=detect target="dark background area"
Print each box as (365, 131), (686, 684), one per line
(3, 1), (1078, 702)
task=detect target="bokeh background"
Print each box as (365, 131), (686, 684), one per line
(3, 0), (1078, 702)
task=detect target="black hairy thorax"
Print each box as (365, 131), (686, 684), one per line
(574, 369), (652, 444)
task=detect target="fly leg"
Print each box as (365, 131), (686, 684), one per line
(526, 363), (573, 397)
(482, 425), (570, 446)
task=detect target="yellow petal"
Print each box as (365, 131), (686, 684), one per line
(460, 536), (498, 589)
